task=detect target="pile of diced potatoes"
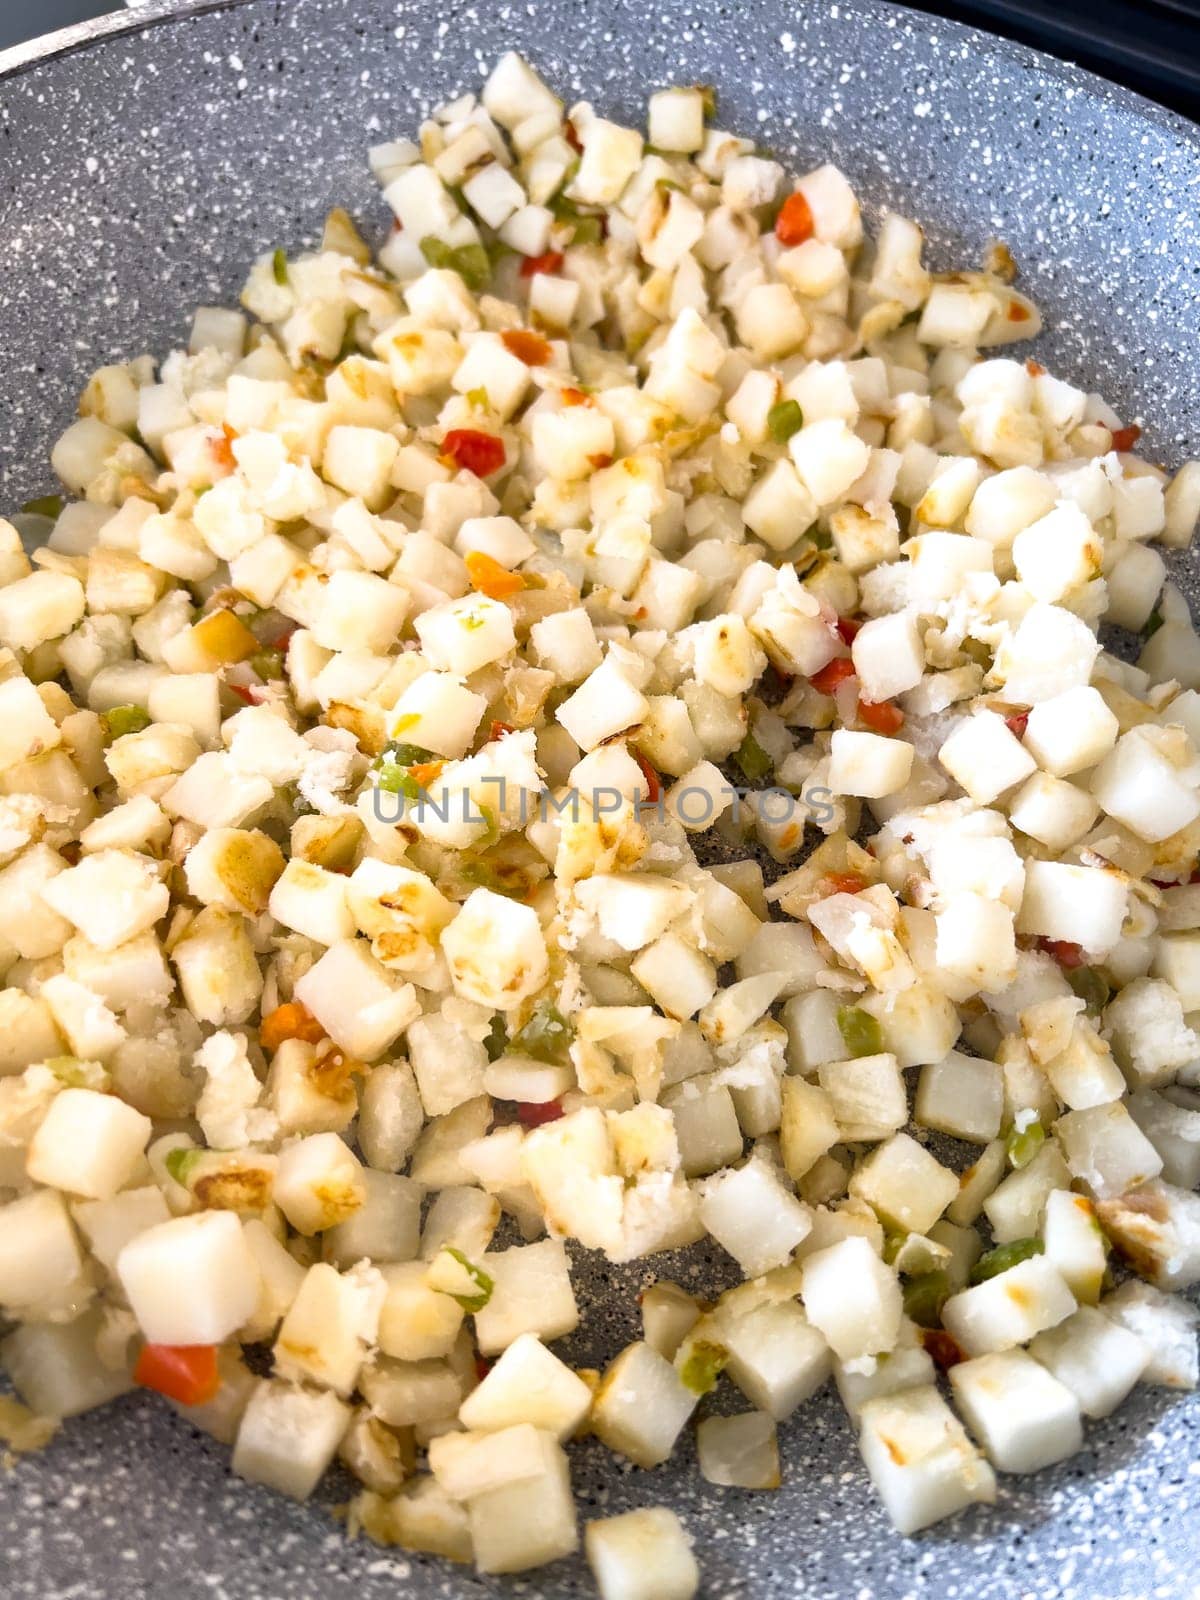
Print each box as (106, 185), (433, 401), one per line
(2, 48), (1200, 1593)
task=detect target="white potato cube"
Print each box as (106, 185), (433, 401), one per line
(467, 1429), (578, 1574)
(938, 711), (1036, 805)
(915, 1050), (1004, 1144)
(631, 932), (717, 1020)
(0, 1309), (132, 1418)
(1016, 861), (1128, 957)
(273, 1133), (366, 1234)
(26, 1088), (150, 1200)
(232, 1379), (350, 1501)
(1023, 686), (1119, 778)
(585, 1508), (699, 1600)
(828, 729), (913, 798)
(1042, 1189), (1108, 1305)
(697, 1159), (812, 1277)
(414, 594), (516, 677)
(858, 1387), (996, 1534)
(722, 1300), (832, 1419)
(459, 1332), (592, 1440)
(441, 888), (549, 1009)
(1090, 726), (1200, 844)
(388, 670), (486, 759)
(801, 1235), (902, 1361)
(1008, 772), (1099, 852)
(852, 610), (924, 703)
(592, 1340), (697, 1468)
(0, 1189), (86, 1315)
(941, 1257), (1076, 1356)
(789, 419), (871, 508)
(39, 848), (169, 952)
(1029, 1305), (1149, 1418)
(116, 1211), (261, 1344)
(274, 1262), (384, 1396)
(473, 1239), (579, 1355)
(294, 939), (420, 1060)
(848, 1132), (959, 1235)
(557, 655), (650, 750)
(376, 1261), (463, 1362)
(949, 1349), (1082, 1473)
(1103, 1279), (1199, 1388)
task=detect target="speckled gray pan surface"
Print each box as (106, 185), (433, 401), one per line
(1, 0), (1199, 1596)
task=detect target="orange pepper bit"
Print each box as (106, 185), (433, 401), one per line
(500, 328), (553, 367)
(260, 1000), (326, 1054)
(465, 549), (527, 600)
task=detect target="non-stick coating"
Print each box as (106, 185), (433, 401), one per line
(1, 2), (1199, 1596)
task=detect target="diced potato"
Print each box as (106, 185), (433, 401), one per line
(0, 1309), (133, 1418)
(941, 1257), (1076, 1356)
(1029, 1305), (1149, 1418)
(800, 1236), (901, 1362)
(0, 1188), (88, 1316)
(26, 1087), (151, 1200)
(116, 1211), (261, 1344)
(274, 1133), (366, 1234)
(858, 1387), (997, 1535)
(232, 1379), (351, 1501)
(949, 1349), (1082, 1473)
(591, 1340), (698, 1468)
(697, 1159), (812, 1277)
(473, 1239), (579, 1355)
(585, 1508), (700, 1600)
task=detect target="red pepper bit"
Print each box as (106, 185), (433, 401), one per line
(921, 1328), (966, 1371)
(836, 616), (862, 645)
(1037, 937), (1086, 968)
(1025, 358), (1047, 377)
(1110, 424), (1142, 453)
(520, 250), (564, 279)
(857, 696), (905, 735)
(1005, 711), (1029, 740)
(809, 656), (857, 696)
(517, 1099), (565, 1128)
(489, 719), (516, 742)
(441, 428), (506, 478)
(474, 1357), (493, 1383)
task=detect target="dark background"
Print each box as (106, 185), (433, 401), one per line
(3, 0), (1200, 118)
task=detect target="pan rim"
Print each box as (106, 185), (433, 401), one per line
(2, 0), (1200, 161)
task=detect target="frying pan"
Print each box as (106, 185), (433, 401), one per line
(1, 2), (1199, 1595)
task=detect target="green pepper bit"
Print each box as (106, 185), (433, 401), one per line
(767, 398), (804, 444)
(512, 1003), (574, 1066)
(442, 1247), (495, 1313)
(272, 248), (289, 286)
(250, 648), (285, 683)
(836, 1004), (884, 1059)
(21, 494), (64, 519)
(1005, 1118), (1045, 1170)
(1068, 965), (1111, 1017)
(101, 704), (152, 740)
(164, 1147), (204, 1187)
(677, 1340), (729, 1397)
(734, 730), (773, 785)
(970, 1236), (1044, 1285)
(903, 1270), (951, 1329)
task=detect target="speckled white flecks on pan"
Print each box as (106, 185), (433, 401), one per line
(0, 0), (1198, 1596)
